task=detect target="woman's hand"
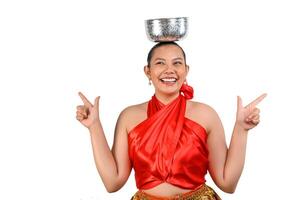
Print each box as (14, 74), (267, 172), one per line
(76, 92), (100, 129)
(235, 93), (267, 131)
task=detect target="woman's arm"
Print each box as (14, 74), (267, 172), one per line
(206, 112), (248, 193)
(206, 94), (266, 193)
(76, 92), (132, 193)
(89, 109), (132, 193)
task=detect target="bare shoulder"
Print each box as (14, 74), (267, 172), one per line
(119, 101), (148, 134)
(187, 101), (218, 115)
(121, 101), (148, 117)
(186, 100), (219, 134)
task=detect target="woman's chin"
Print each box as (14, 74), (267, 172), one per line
(157, 87), (180, 96)
(154, 81), (182, 95)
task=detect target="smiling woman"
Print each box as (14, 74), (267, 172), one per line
(75, 41), (266, 200)
(144, 42), (189, 104)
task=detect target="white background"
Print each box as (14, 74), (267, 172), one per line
(0, 0), (300, 199)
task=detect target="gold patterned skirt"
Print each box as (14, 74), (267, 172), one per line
(130, 184), (221, 200)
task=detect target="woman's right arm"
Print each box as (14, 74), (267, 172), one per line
(76, 92), (132, 192)
(89, 109), (132, 193)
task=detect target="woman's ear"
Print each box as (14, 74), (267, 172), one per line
(144, 65), (151, 79)
(186, 65), (190, 74)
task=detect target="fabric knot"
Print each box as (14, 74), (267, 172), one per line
(180, 83), (194, 100)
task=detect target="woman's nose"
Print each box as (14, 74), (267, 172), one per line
(165, 63), (175, 71)
(164, 67), (176, 75)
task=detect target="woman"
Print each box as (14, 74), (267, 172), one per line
(76, 41), (266, 199)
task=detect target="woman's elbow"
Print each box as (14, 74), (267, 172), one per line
(104, 178), (126, 193)
(105, 185), (120, 193)
(107, 188), (118, 193)
(221, 187), (236, 194)
(219, 183), (237, 194)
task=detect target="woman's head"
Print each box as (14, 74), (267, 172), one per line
(144, 42), (189, 98)
(146, 42), (187, 67)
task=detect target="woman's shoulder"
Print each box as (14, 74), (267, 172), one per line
(186, 100), (219, 133)
(121, 101), (148, 116)
(187, 100), (217, 115)
(119, 101), (149, 133)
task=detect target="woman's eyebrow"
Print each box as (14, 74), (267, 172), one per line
(154, 57), (183, 61)
(173, 57), (183, 61)
(154, 58), (166, 61)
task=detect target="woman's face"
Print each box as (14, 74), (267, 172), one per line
(144, 44), (189, 97)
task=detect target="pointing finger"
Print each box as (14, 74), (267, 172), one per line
(78, 92), (93, 108)
(94, 96), (100, 111)
(237, 96), (243, 110)
(246, 93), (267, 109)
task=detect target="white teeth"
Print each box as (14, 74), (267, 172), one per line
(161, 78), (177, 82)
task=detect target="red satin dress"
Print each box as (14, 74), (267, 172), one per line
(128, 84), (209, 190)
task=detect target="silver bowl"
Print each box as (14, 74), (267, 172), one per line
(145, 17), (188, 42)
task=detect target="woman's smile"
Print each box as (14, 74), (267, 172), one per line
(159, 77), (178, 86)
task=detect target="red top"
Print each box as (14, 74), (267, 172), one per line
(128, 84), (209, 190)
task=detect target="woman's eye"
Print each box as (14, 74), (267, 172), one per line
(174, 62), (182, 65)
(156, 62), (164, 65)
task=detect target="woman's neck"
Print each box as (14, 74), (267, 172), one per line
(154, 90), (180, 105)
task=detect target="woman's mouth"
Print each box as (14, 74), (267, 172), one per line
(159, 78), (177, 86)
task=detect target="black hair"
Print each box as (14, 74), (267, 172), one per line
(147, 41), (186, 67)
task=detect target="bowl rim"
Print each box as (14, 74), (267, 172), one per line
(145, 17), (188, 22)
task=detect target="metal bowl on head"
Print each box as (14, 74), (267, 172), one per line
(145, 17), (188, 42)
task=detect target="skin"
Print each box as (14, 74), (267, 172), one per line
(76, 45), (267, 196)
(144, 45), (189, 104)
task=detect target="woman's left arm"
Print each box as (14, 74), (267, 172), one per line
(206, 93), (267, 193)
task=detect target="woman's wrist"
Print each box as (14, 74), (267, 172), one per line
(88, 121), (102, 134)
(234, 122), (249, 134)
